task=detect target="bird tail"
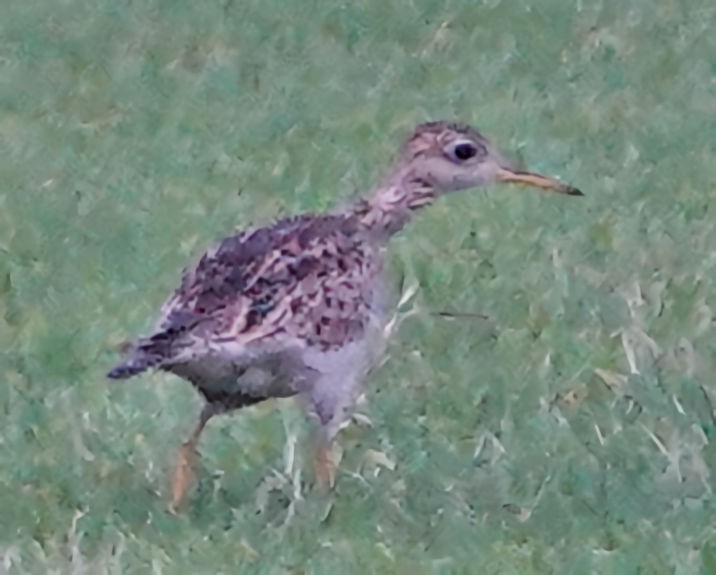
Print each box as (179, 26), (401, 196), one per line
(107, 351), (163, 379)
(106, 334), (173, 380)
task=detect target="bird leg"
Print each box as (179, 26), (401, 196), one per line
(313, 435), (337, 489)
(172, 403), (216, 508)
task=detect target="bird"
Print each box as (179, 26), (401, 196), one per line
(108, 120), (582, 506)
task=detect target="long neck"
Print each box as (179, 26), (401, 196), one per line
(351, 168), (437, 240)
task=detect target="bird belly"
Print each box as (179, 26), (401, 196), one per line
(168, 351), (301, 405)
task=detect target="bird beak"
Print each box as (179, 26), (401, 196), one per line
(496, 167), (583, 196)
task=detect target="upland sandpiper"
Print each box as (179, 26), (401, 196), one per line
(108, 121), (581, 505)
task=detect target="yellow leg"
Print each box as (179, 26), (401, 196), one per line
(171, 405), (215, 508)
(313, 438), (337, 489)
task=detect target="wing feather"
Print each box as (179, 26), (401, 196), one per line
(109, 212), (376, 378)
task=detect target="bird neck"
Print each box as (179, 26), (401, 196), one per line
(352, 168), (436, 239)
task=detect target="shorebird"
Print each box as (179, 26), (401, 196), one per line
(108, 121), (581, 505)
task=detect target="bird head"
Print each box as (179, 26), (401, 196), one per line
(399, 121), (582, 196)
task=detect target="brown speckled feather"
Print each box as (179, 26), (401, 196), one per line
(108, 213), (381, 387)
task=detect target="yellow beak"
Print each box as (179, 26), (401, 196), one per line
(497, 168), (583, 196)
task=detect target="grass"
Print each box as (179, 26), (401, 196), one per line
(1, 0), (715, 572)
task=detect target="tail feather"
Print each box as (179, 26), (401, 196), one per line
(107, 351), (163, 379)
(107, 339), (170, 379)
(108, 329), (181, 380)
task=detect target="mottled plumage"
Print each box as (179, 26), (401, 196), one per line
(108, 120), (581, 505)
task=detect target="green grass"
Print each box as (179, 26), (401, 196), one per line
(1, 0), (715, 572)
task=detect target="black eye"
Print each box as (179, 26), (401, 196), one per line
(453, 142), (478, 161)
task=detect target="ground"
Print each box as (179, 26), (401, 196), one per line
(1, 0), (715, 573)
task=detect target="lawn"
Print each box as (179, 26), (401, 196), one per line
(1, 0), (715, 573)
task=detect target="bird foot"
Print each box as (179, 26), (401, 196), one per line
(171, 441), (200, 509)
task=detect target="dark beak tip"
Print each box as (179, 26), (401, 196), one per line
(566, 186), (584, 197)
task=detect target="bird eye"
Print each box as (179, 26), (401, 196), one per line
(450, 141), (484, 162)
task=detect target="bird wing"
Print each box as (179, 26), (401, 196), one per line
(108, 212), (377, 378)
